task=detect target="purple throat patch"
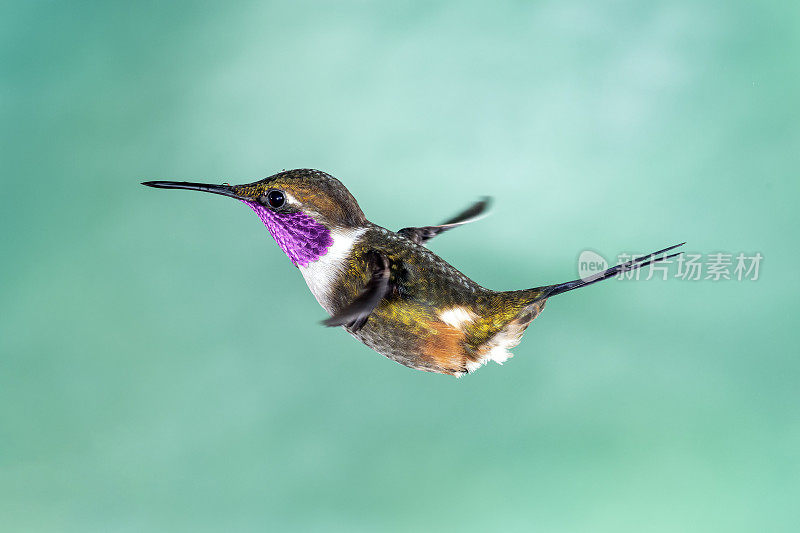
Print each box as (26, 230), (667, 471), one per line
(243, 201), (333, 267)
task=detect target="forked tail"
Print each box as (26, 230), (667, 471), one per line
(533, 242), (685, 301)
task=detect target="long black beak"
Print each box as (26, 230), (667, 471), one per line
(141, 181), (242, 199)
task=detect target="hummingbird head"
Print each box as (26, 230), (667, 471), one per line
(143, 169), (367, 267)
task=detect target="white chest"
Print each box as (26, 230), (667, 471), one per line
(298, 227), (366, 312)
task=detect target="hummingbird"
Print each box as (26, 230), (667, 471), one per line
(143, 169), (682, 377)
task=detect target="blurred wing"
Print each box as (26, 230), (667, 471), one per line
(397, 197), (492, 245)
(321, 252), (392, 332)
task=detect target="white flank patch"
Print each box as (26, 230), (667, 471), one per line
(438, 306), (478, 328)
(437, 306), (523, 375)
(299, 227), (366, 312)
(464, 359), (483, 374)
(467, 322), (525, 373)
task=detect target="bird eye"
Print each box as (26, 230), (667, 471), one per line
(266, 189), (285, 208)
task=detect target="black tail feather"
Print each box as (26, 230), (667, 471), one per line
(538, 242), (685, 300)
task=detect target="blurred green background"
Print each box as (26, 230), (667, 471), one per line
(2, 1), (798, 531)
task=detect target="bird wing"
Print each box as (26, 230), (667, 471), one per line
(397, 197), (492, 245)
(321, 251), (392, 332)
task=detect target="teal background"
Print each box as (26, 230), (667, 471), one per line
(2, 1), (798, 531)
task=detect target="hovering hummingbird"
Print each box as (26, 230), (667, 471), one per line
(143, 169), (682, 377)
